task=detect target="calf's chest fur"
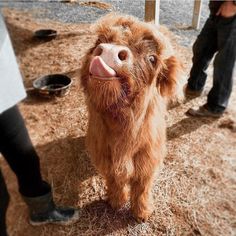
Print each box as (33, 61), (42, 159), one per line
(86, 89), (166, 179)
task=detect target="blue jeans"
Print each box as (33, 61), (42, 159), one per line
(188, 15), (236, 113)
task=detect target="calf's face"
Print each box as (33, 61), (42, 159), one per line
(81, 14), (180, 111)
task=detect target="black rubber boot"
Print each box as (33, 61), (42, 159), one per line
(22, 191), (80, 226)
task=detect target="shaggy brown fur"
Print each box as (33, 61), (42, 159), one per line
(80, 13), (183, 222)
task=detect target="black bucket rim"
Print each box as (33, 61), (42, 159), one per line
(34, 29), (57, 39)
(33, 74), (72, 92)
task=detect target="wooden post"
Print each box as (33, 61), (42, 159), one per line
(145, 0), (160, 25)
(192, 0), (202, 29)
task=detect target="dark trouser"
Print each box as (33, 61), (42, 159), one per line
(0, 105), (50, 235)
(188, 15), (236, 113)
(0, 169), (9, 236)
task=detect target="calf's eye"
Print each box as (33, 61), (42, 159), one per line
(148, 55), (157, 65)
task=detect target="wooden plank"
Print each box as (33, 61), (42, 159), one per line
(192, 0), (202, 29)
(145, 0), (160, 25)
(154, 0), (160, 25)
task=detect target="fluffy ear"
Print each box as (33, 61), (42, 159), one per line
(158, 56), (185, 106)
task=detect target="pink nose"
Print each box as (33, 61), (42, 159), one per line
(93, 43), (132, 69)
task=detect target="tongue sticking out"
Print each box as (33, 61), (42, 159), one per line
(89, 56), (116, 78)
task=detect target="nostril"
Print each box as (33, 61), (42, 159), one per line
(93, 46), (103, 56)
(118, 50), (128, 61)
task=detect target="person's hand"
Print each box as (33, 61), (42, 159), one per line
(216, 1), (236, 18)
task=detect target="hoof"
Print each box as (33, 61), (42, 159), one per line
(132, 207), (153, 223)
(107, 192), (128, 210)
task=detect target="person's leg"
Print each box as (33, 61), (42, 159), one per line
(207, 16), (236, 113)
(187, 16), (218, 92)
(0, 105), (50, 197)
(0, 105), (80, 225)
(0, 168), (10, 236)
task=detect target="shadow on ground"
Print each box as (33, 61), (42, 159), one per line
(167, 116), (218, 140)
(36, 136), (95, 183)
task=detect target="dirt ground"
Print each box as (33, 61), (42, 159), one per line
(1, 8), (236, 236)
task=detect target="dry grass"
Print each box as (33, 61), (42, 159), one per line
(78, 1), (112, 10)
(60, 0), (112, 10)
(0, 9), (236, 236)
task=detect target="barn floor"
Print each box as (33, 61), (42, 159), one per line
(0, 6), (236, 236)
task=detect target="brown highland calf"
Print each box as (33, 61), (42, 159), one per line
(80, 13), (183, 222)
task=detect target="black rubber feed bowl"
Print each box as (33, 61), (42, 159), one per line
(33, 74), (72, 97)
(34, 29), (57, 40)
